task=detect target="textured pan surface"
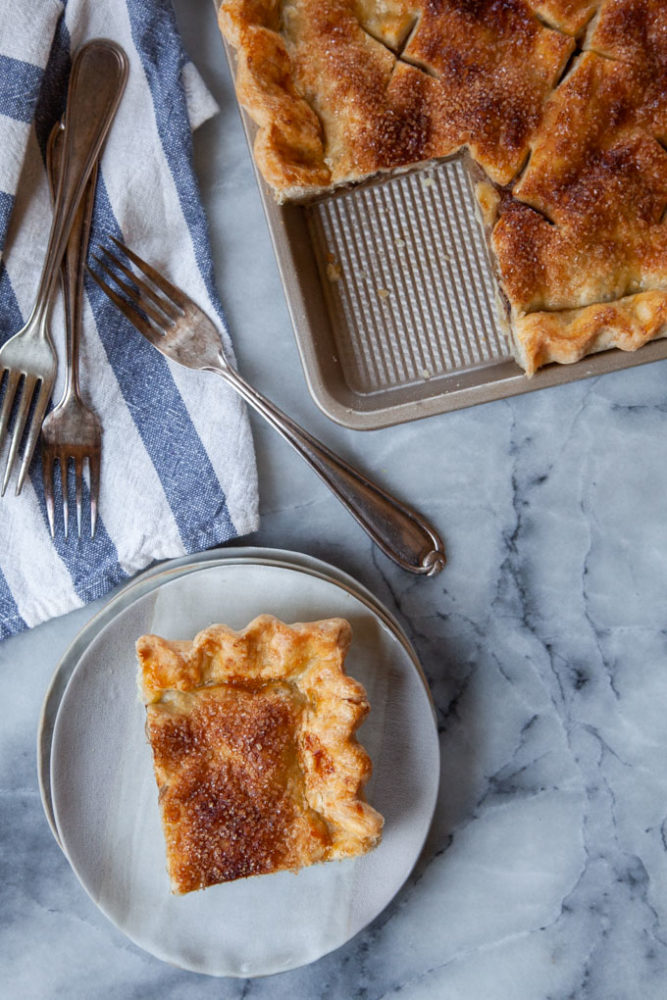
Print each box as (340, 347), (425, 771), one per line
(308, 160), (506, 395)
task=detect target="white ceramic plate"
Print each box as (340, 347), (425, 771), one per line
(38, 547), (428, 844)
(50, 560), (439, 977)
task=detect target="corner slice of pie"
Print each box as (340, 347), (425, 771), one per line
(136, 614), (384, 894)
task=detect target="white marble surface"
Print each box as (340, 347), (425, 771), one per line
(3, 2), (667, 997)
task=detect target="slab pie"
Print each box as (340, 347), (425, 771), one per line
(137, 614), (383, 894)
(217, 0), (667, 374)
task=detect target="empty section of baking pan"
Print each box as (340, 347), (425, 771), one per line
(308, 161), (506, 394)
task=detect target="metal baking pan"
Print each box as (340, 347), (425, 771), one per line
(223, 45), (667, 431)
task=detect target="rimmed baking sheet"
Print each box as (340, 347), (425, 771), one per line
(223, 44), (667, 431)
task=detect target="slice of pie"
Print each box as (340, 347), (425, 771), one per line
(217, 0), (667, 374)
(136, 614), (383, 894)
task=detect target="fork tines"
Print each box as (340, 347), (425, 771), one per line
(89, 237), (186, 341)
(41, 447), (100, 539)
(0, 368), (53, 496)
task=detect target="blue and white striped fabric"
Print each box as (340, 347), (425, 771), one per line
(0, 0), (259, 639)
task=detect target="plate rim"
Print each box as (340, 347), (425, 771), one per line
(46, 554), (440, 978)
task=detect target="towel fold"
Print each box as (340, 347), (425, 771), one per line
(0, 0), (259, 639)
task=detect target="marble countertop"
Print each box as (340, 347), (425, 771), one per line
(4, 3), (667, 998)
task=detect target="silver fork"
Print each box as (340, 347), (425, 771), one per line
(0, 39), (127, 496)
(41, 121), (101, 538)
(89, 240), (446, 576)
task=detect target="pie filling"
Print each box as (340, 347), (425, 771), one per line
(218, 0), (667, 374)
(137, 615), (383, 894)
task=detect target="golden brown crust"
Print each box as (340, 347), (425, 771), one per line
(587, 0), (667, 75)
(499, 51), (667, 307)
(525, 0), (598, 34)
(137, 615), (383, 894)
(488, 40), (667, 370)
(511, 290), (667, 374)
(219, 1), (331, 197)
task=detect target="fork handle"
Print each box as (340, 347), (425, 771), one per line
(30, 40), (128, 326)
(213, 366), (445, 576)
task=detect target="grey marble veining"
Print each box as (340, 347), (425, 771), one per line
(2, 2), (667, 997)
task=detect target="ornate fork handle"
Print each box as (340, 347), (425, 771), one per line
(210, 363), (446, 576)
(31, 40), (128, 327)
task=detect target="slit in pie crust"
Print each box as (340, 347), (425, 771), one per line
(137, 614), (384, 894)
(217, 0), (667, 374)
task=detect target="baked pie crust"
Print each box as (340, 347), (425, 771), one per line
(217, 0), (667, 374)
(137, 614), (383, 894)
(219, 0), (574, 198)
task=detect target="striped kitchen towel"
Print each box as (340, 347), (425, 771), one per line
(0, 0), (259, 639)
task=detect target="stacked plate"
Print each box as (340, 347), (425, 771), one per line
(39, 547), (439, 977)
